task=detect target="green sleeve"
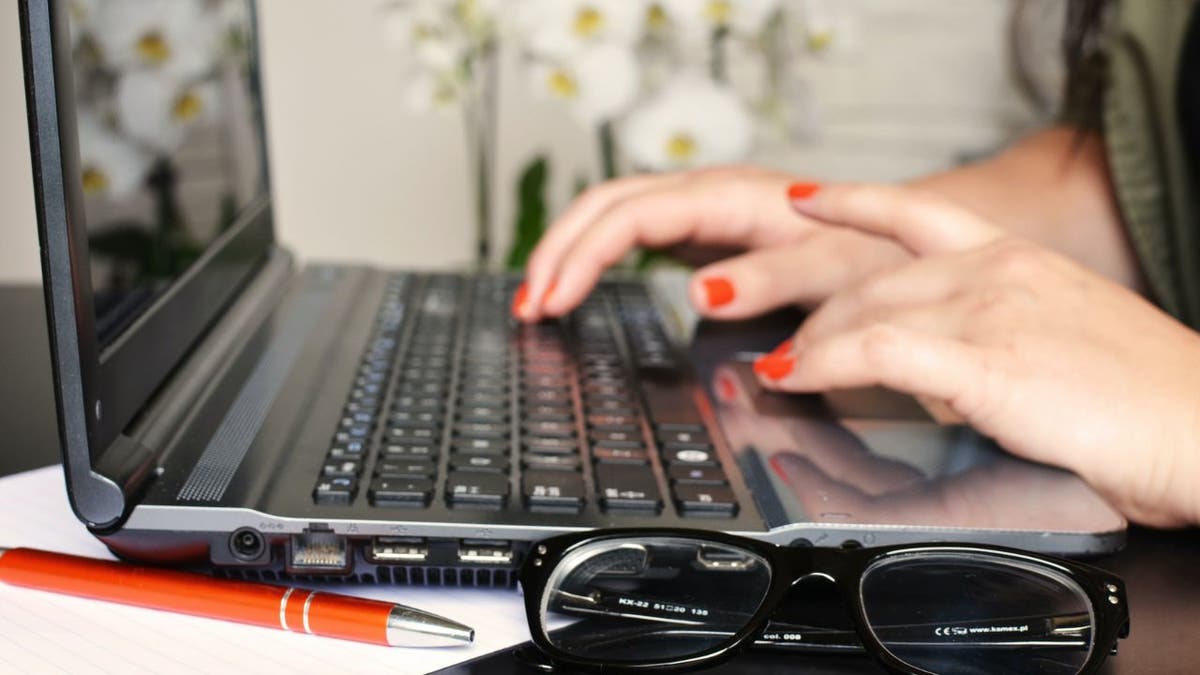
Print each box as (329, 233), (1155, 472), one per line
(1104, 0), (1200, 326)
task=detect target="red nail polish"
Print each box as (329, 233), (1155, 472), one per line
(768, 338), (795, 358)
(511, 283), (529, 317)
(716, 373), (737, 402)
(754, 354), (796, 380)
(787, 182), (820, 200)
(543, 280), (559, 305)
(702, 277), (735, 308)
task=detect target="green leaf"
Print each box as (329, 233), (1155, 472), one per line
(88, 222), (156, 263)
(504, 155), (550, 270)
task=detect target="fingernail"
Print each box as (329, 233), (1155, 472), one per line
(511, 282), (529, 317)
(768, 338), (795, 358)
(716, 373), (737, 402)
(702, 277), (735, 308)
(787, 181), (821, 200)
(753, 354), (796, 380)
(543, 279), (559, 305)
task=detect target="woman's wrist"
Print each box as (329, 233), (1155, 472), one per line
(908, 127), (1144, 290)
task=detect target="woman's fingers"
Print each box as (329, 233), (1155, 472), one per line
(789, 182), (1004, 255)
(688, 228), (910, 318)
(756, 324), (995, 422)
(519, 172), (680, 320)
(791, 253), (970, 345)
(540, 171), (805, 317)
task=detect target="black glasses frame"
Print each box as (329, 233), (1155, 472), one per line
(519, 528), (1130, 674)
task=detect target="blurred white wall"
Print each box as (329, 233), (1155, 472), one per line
(0, 0), (1042, 283)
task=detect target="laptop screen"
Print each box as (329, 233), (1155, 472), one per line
(64, 0), (267, 346)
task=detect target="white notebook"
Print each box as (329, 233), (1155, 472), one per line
(0, 466), (531, 675)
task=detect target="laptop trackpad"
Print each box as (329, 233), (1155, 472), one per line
(708, 360), (1126, 536)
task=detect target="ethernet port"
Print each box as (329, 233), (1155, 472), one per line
(288, 530), (350, 573)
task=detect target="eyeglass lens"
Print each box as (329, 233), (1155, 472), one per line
(537, 536), (772, 664)
(860, 552), (1095, 675)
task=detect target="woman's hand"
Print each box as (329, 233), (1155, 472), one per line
(514, 165), (909, 321)
(753, 183), (1200, 527)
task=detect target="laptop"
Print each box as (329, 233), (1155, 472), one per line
(18, 0), (1125, 585)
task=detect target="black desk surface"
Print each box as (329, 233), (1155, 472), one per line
(1, 283), (1196, 674)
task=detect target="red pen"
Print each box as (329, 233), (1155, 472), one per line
(0, 547), (473, 647)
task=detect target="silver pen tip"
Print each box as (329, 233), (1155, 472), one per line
(386, 605), (475, 647)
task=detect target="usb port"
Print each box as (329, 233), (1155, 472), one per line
(457, 540), (513, 565)
(289, 530), (349, 571)
(370, 537), (429, 563)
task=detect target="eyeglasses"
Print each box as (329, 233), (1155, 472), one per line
(518, 529), (1129, 674)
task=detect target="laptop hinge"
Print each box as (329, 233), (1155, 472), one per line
(73, 433), (155, 530)
(86, 247), (296, 528)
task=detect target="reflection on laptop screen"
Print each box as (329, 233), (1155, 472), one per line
(66, 0), (267, 346)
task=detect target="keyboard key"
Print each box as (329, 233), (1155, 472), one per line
(457, 406), (510, 423)
(585, 400), (636, 416)
(657, 429), (711, 449)
(673, 484), (738, 517)
(524, 436), (579, 455)
(523, 388), (570, 405)
(668, 465), (728, 485)
(328, 440), (367, 458)
(450, 454), (510, 473)
(381, 443), (437, 458)
(369, 477), (434, 507)
(594, 464), (662, 513)
(592, 447), (650, 465)
(389, 411), (440, 427)
(663, 447), (717, 466)
(446, 473), (510, 509)
(452, 438), (510, 455)
(314, 476), (356, 505)
(376, 459), (437, 478)
(391, 395), (442, 412)
(322, 460), (361, 478)
(453, 422), (508, 439)
(388, 426), (439, 443)
(589, 430), (644, 448)
(525, 405), (574, 422)
(522, 453), (582, 471)
(586, 414), (640, 431)
(523, 471), (585, 511)
(522, 420), (576, 438)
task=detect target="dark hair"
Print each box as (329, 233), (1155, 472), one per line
(1062, 0), (1116, 130)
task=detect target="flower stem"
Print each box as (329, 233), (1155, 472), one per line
(598, 121), (618, 181)
(463, 40), (500, 269)
(710, 26), (730, 82)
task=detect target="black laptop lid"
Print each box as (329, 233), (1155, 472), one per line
(20, 0), (275, 527)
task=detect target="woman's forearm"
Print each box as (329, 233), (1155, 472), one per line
(910, 126), (1145, 290)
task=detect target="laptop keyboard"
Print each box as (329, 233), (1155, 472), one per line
(314, 274), (738, 519)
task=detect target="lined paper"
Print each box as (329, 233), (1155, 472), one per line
(0, 467), (531, 674)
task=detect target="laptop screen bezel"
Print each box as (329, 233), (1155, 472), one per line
(21, 0), (276, 519)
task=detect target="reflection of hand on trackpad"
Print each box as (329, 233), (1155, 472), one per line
(819, 387), (935, 421)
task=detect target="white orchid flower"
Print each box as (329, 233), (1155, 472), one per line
(76, 111), (151, 199)
(91, 0), (222, 81)
(516, 0), (648, 58)
(402, 69), (467, 113)
(797, 0), (857, 56)
(660, 0), (781, 38)
(529, 42), (640, 126)
(621, 73), (752, 170)
(381, 0), (471, 71)
(115, 70), (221, 155)
(67, 0), (99, 48)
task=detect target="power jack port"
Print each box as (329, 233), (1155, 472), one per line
(230, 528), (266, 561)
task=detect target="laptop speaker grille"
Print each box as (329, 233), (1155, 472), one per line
(177, 290), (329, 502)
